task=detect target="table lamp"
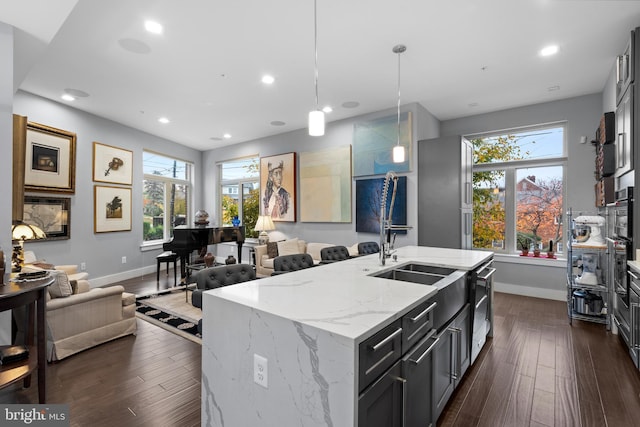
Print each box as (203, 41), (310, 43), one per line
(254, 215), (275, 245)
(11, 221), (46, 272)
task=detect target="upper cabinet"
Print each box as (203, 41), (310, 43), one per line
(616, 30), (635, 106)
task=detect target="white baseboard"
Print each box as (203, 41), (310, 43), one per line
(494, 281), (566, 301)
(90, 264), (158, 288)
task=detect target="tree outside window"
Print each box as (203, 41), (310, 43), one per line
(471, 125), (566, 254)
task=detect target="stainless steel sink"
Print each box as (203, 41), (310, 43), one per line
(370, 263), (469, 331)
(397, 263), (456, 276)
(372, 269), (444, 286)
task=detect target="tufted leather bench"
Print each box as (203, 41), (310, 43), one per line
(191, 263), (256, 333)
(357, 241), (380, 255)
(320, 245), (351, 264)
(272, 253), (315, 275)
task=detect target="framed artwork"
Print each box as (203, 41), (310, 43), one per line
(260, 152), (296, 222)
(24, 121), (77, 193)
(352, 111), (412, 177)
(94, 185), (132, 233)
(93, 142), (133, 185)
(22, 196), (71, 241)
(355, 176), (408, 234)
(300, 145), (352, 223)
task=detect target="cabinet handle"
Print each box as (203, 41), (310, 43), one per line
(409, 336), (440, 365)
(392, 376), (407, 427)
(477, 267), (496, 282)
(475, 294), (489, 310)
(448, 326), (461, 381)
(618, 133), (626, 168)
(369, 328), (402, 352)
(409, 302), (437, 323)
(617, 55), (623, 84)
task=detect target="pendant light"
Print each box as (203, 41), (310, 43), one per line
(308, 0), (325, 136)
(392, 44), (406, 163)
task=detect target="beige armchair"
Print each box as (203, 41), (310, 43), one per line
(15, 275), (137, 362)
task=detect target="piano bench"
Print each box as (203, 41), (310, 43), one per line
(156, 251), (179, 285)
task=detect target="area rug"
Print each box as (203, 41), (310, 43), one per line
(136, 290), (202, 344)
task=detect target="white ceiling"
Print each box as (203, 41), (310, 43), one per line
(4, 0), (640, 151)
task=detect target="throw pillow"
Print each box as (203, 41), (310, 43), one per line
(48, 271), (73, 298)
(277, 238), (301, 256)
(348, 243), (359, 257)
(267, 242), (279, 259)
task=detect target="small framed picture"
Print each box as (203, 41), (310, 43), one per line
(24, 122), (76, 193)
(94, 185), (132, 233)
(93, 142), (133, 185)
(22, 196), (71, 241)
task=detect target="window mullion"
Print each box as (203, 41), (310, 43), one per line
(504, 168), (517, 252)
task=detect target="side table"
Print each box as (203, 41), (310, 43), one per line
(0, 276), (52, 403)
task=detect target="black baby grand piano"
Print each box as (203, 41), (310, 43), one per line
(163, 225), (245, 279)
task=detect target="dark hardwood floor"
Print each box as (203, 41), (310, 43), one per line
(3, 269), (640, 427)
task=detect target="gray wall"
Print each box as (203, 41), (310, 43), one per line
(12, 91), (203, 286)
(441, 93), (604, 300)
(0, 23), (14, 344)
(203, 102), (440, 249)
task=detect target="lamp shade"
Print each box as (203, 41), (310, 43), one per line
(254, 215), (275, 232)
(308, 110), (325, 136)
(392, 145), (406, 163)
(11, 221), (46, 241)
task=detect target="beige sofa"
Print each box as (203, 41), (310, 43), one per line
(46, 281), (137, 362)
(15, 273), (137, 362)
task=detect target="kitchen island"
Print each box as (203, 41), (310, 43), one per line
(201, 245), (493, 426)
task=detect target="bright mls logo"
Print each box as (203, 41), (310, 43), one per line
(1, 405), (69, 426)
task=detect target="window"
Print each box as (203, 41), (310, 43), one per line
(219, 157), (259, 237)
(143, 151), (192, 243)
(470, 124), (566, 255)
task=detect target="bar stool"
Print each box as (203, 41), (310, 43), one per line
(156, 251), (178, 287)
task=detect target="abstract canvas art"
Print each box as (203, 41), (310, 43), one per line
(355, 176), (407, 234)
(300, 145), (351, 222)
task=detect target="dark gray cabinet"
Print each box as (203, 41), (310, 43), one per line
(433, 304), (471, 422)
(418, 136), (473, 249)
(358, 360), (403, 427)
(616, 84), (634, 178)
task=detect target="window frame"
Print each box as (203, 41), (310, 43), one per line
(218, 156), (260, 235)
(142, 150), (193, 246)
(468, 122), (568, 256)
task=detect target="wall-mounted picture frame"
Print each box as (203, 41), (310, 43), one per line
(94, 185), (132, 233)
(355, 176), (408, 234)
(24, 121), (76, 194)
(22, 196), (71, 241)
(300, 145), (352, 223)
(352, 111), (412, 177)
(93, 141), (133, 185)
(260, 152), (296, 222)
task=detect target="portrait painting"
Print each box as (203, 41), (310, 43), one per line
(260, 152), (296, 222)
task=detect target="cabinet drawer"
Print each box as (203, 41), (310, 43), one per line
(402, 299), (436, 353)
(358, 319), (403, 392)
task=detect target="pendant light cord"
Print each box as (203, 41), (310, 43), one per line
(314, 0), (319, 110)
(397, 48), (401, 146)
(393, 44), (406, 147)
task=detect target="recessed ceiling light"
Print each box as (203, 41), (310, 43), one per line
(158, 117), (170, 124)
(61, 94), (75, 101)
(223, 133), (232, 139)
(540, 45), (559, 57)
(322, 106), (333, 113)
(261, 75), (275, 84)
(64, 88), (89, 98)
(145, 20), (163, 35)
(342, 101), (359, 109)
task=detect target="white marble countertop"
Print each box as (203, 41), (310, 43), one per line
(205, 245), (493, 342)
